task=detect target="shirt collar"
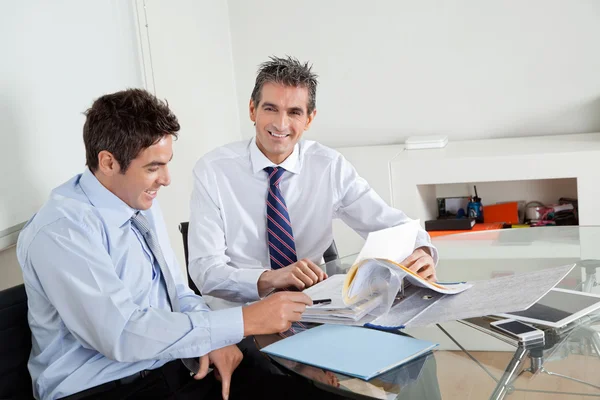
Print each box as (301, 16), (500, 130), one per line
(79, 168), (138, 228)
(249, 136), (300, 175)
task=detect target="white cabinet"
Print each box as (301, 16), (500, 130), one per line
(390, 133), (600, 227)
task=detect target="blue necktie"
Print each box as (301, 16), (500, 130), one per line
(264, 167), (298, 269)
(131, 212), (198, 375)
(131, 212), (180, 312)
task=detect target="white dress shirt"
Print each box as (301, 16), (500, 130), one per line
(189, 138), (437, 310)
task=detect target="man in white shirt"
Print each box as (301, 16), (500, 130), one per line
(189, 56), (438, 311)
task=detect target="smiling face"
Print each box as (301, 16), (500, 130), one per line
(250, 82), (316, 164)
(95, 135), (173, 210)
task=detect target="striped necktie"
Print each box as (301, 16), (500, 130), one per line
(264, 167), (298, 269)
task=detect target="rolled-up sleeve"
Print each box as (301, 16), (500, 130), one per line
(27, 220), (244, 363)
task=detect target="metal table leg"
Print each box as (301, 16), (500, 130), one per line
(489, 345), (529, 400)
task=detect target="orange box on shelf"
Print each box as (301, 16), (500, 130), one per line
(483, 202), (520, 225)
(428, 222), (505, 237)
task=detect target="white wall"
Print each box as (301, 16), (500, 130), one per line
(0, 247), (22, 291)
(0, 0), (143, 235)
(228, 0), (600, 147)
(140, 0), (241, 270)
(1, 0), (143, 288)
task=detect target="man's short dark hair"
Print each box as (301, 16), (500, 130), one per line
(83, 88), (180, 173)
(251, 56), (318, 114)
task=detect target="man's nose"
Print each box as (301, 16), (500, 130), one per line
(271, 112), (289, 132)
(158, 167), (171, 187)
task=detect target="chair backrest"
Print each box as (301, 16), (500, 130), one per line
(0, 284), (34, 399)
(323, 240), (339, 263)
(178, 222), (202, 296)
(179, 221), (339, 296)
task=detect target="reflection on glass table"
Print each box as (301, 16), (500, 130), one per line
(256, 227), (600, 399)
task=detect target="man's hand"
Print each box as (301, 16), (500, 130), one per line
(242, 291), (313, 335)
(257, 258), (327, 296)
(194, 345), (243, 400)
(401, 247), (436, 282)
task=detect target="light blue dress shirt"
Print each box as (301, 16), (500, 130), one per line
(17, 169), (244, 400)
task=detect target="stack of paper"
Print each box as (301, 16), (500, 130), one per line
(302, 275), (384, 322)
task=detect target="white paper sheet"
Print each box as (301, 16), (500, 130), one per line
(354, 220), (421, 265)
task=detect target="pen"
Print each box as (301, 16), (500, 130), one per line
(313, 298), (331, 304)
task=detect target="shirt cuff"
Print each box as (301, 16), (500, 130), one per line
(197, 307), (244, 351)
(237, 268), (269, 301)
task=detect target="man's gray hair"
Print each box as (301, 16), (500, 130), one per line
(251, 56), (318, 114)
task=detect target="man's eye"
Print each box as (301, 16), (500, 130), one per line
(148, 168), (158, 173)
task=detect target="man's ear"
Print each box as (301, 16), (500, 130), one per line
(305, 109), (317, 131)
(249, 99), (257, 123)
(97, 150), (120, 176)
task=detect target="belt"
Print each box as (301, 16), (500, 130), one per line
(60, 370), (152, 400)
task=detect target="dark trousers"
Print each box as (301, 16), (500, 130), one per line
(63, 338), (346, 400)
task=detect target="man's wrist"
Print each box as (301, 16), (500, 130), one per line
(257, 270), (275, 297)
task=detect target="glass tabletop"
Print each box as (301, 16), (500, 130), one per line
(255, 226), (600, 400)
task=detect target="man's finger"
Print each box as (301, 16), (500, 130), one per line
(290, 302), (307, 314)
(401, 252), (419, 266)
(417, 265), (434, 279)
(194, 355), (210, 380)
(285, 291), (313, 306)
(289, 310), (303, 322)
(293, 269), (316, 287)
(290, 275), (306, 290)
(297, 264), (319, 285)
(407, 257), (426, 273)
(220, 369), (232, 400)
(303, 259), (326, 281)
(402, 248), (429, 267)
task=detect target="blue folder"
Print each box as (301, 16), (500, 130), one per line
(260, 324), (438, 381)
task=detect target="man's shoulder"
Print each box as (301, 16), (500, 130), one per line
(300, 140), (344, 165)
(193, 139), (250, 177)
(17, 175), (104, 258)
(196, 140), (249, 165)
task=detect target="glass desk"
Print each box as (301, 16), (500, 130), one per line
(255, 226), (600, 400)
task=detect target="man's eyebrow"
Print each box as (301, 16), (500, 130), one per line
(262, 102), (278, 108)
(288, 107), (304, 114)
(142, 154), (173, 168)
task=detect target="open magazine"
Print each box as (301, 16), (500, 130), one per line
(344, 258), (472, 303)
(301, 220), (472, 325)
(303, 220), (469, 324)
(302, 258), (471, 325)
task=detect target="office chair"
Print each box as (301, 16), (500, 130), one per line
(0, 284), (34, 399)
(178, 222), (339, 296)
(178, 222), (202, 296)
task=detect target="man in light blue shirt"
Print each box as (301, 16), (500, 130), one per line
(17, 89), (341, 400)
